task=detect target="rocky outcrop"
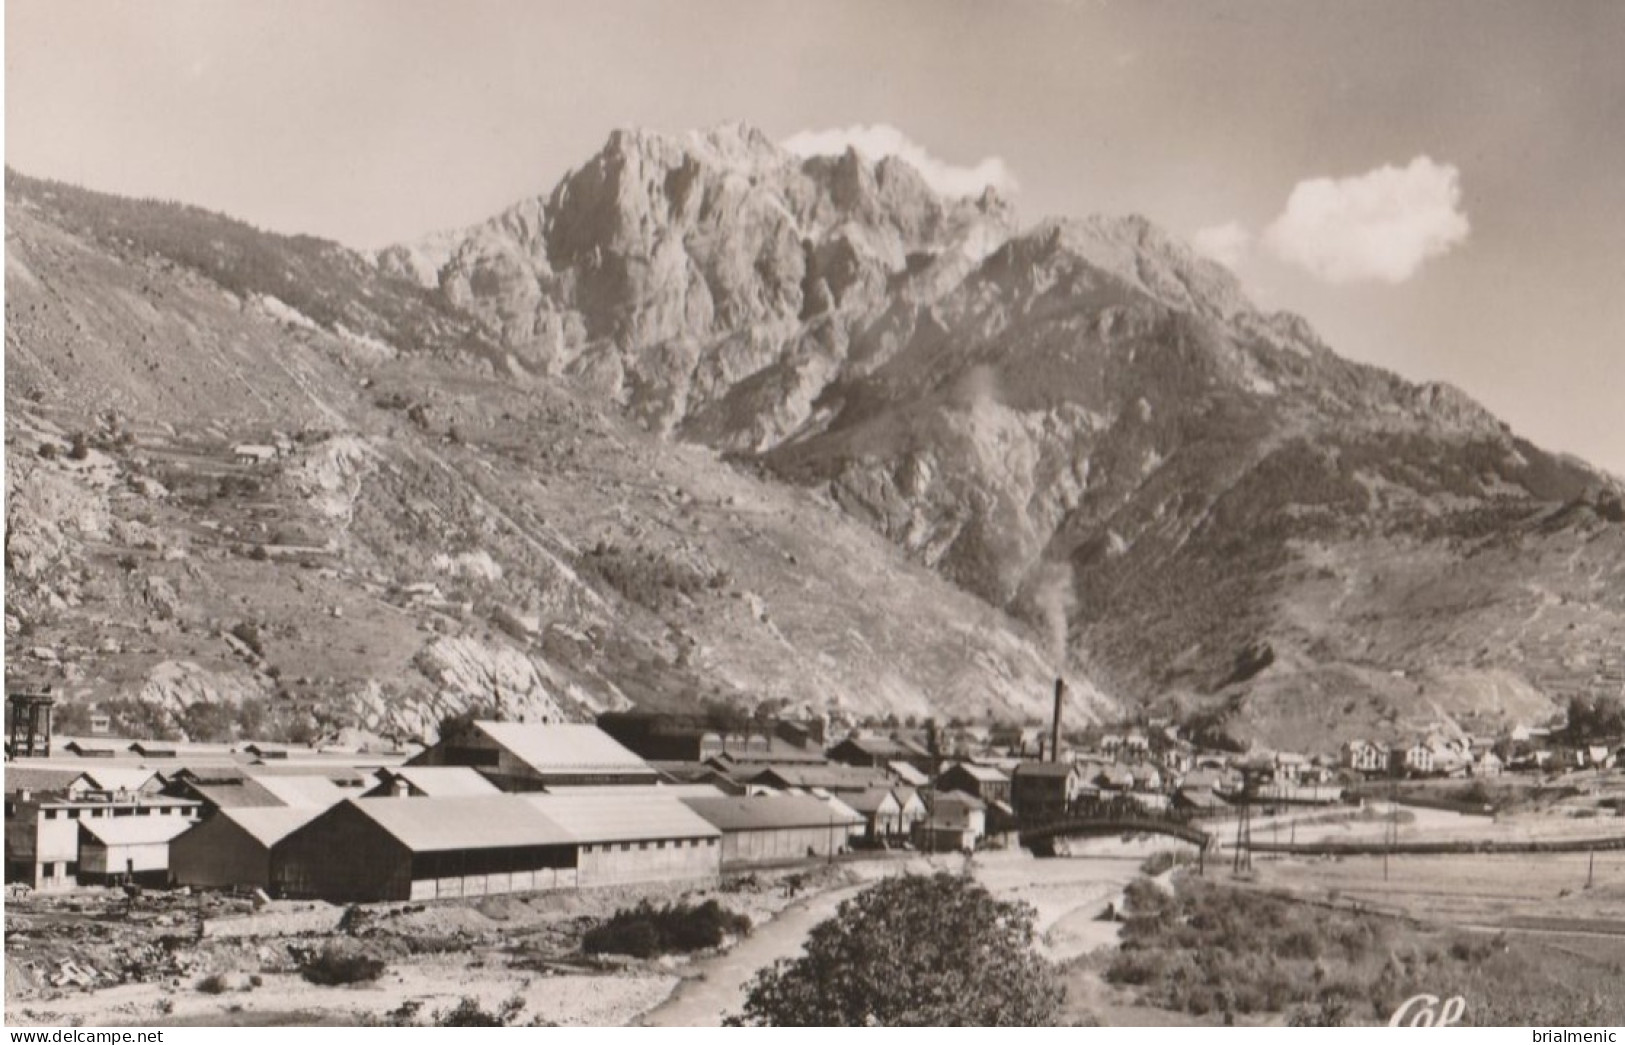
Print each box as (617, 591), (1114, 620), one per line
(380, 123), (1016, 445)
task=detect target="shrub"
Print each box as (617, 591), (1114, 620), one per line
(434, 996), (524, 1027)
(230, 621), (266, 657)
(728, 873), (1064, 1026)
(299, 944), (386, 986)
(583, 899), (751, 959)
(196, 973), (231, 994)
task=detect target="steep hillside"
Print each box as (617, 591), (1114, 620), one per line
(9, 124), (1623, 752)
(397, 126), (1625, 750)
(4, 174), (1089, 746)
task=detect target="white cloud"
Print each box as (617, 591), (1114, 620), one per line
(1191, 221), (1252, 269)
(780, 124), (1018, 199)
(1262, 156), (1469, 284)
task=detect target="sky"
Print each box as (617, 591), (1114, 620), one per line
(7, 0), (1624, 475)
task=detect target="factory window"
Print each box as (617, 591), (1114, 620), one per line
(620, 843), (631, 852)
(44, 809), (58, 820)
(639, 841), (649, 850)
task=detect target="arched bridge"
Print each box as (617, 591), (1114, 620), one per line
(1018, 817), (1214, 857)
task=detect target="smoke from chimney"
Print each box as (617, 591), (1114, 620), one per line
(1051, 677), (1065, 764)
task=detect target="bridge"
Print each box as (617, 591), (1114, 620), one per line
(1018, 816), (1214, 857)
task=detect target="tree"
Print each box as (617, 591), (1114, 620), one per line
(727, 873), (1065, 1026)
(1566, 693), (1625, 743)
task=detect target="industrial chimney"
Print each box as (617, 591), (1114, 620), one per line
(1050, 678), (1066, 764)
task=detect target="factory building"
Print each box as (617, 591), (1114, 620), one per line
(275, 796), (578, 903)
(680, 794), (861, 870)
(170, 806), (323, 891)
(407, 721), (659, 790)
(521, 792), (721, 888)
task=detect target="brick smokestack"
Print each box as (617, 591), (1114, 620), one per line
(1051, 677), (1065, 764)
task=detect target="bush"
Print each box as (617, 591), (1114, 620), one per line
(196, 973), (231, 994)
(299, 944), (386, 986)
(434, 996), (524, 1027)
(728, 873), (1063, 1026)
(583, 899), (750, 959)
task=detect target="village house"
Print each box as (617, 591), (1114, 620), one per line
(1160, 745), (1193, 774)
(1094, 764), (1134, 793)
(936, 763), (1012, 807)
(1402, 743), (1435, 777)
(842, 787), (904, 843)
(914, 792), (986, 853)
(1472, 750), (1505, 778)
(893, 787), (929, 838)
(1273, 752), (1308, 784)
(1341, 739), (1390, 776)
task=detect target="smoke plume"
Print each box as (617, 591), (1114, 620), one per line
(1032, 559), (1077, 673)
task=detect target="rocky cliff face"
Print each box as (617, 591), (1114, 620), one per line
(389, 126), (1625, 748)
(377, 124), (1016, 448)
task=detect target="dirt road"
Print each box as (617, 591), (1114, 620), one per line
(637, 881), (871, 1026)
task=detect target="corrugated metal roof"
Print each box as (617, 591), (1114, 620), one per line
(250, 774), (348, 809)
(373, 767), (501, 797)
(542, 783), (725, 799)
(888, 762), (929, 786)
(950, 763), (1010, 783)
(79, 815), (196, 847)
(521, 792), (720, 843)
(748, 765), (888, 791)
(1013, 762), (1077, 779)
(181, 778), (286, 808)
(682, 794), (861, 832)
(213, 806), (326, 847)
(842, 788), (901, 815)
(472, 722), (651, 774)
(78, 767), (162, 792)
(348, 796), (575, 852)
(4, 766), (90, 794)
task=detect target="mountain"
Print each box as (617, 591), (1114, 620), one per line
(385, 125), (1625, 750)
(3, 167), (1084, 747)
(8, 123), (1624, 752)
